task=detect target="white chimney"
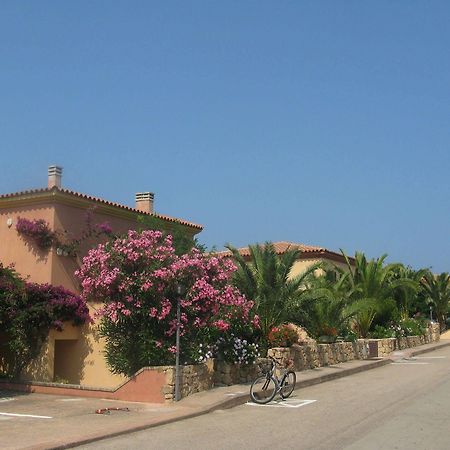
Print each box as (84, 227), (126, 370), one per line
(48, 165), (63, 189)
(135, 192), (154, 214)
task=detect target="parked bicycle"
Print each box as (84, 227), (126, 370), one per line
(250, 356), (296, 404)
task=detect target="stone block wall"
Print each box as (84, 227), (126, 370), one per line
(162, 361), (214, 401)
(160, 358), (262, 399)
(268, 340), (369, 371)
(429, 323), (441, 341)
(152, 324), (443, 402)
(213, 359), (260, 386)
(268, 323), (441, 368)
(369, 338), (396, 357)
(367, 323), (441, 357)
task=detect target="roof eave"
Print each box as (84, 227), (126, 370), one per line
(0, 188), (203, 233)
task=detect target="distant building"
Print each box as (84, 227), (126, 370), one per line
(216, 241), (354, 276)
(0, 166), (202, 388)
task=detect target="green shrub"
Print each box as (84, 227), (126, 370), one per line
(369, 325), (395, 339)
(398, 318), (427, 337)
(339, 328), (358, 342)
(298, 296), (352, 342)
(388, 318), (427, 338)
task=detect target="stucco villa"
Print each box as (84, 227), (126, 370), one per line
(0, 166), (202, 388)
(217, 241), (355, 276)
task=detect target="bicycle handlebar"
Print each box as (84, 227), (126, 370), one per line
(267, 355), (293, 370)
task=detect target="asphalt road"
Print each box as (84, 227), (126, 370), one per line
(78, 346), (450, 450)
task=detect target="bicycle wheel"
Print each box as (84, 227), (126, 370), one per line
(280, 371), (296, 399)
(250, 375), (277, 404)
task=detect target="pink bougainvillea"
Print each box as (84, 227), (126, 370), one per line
(76, 230), (258, 374)
(16, 217), (56, 249)
(16, 209), (113, 255)
(0, 263), (91, 376)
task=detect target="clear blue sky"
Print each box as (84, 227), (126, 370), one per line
(1, 1), (449, 272)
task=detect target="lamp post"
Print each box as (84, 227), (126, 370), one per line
(174, 283), (184, 402)
(430, 305), (433, 323)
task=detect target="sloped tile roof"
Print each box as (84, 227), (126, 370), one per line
(216, 241), (352, 263)
(216, 241), (324, 256)
(0, 187), (203, 230)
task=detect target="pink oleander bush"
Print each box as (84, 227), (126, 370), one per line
(76, 229), (259, 375)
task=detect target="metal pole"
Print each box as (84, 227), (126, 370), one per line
(174, 296), (181, 401)
(430, 305), (433, 322)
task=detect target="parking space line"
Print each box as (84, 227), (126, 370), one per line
(414, 356), (446, 359)
(246, 399), (317, 408)
(0, 412), (53, 419)
(392, 362), (430, 365)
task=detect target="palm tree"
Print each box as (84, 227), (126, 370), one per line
(226, 242), (319, 342)
(391, 265), (427, 320)
(342, 252), (394, 299)
(295, 268), (355, 340)
(421, 271), (450, 332)
(340, 251), (415, 335)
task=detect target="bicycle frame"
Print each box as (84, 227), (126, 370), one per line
(265, 357), (290, 394)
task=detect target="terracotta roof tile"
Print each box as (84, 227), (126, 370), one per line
(216, 241), (352, 263)
(0, 187), (49, 199)
(216, 241), (325, 257)
(0, 187), (203, 230)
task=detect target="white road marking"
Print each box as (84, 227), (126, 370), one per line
(413, 356), (446, 359)
(58, 398), (85, 402)
(392, 361), (430, 365)
(0, 398), (15, 403)
(247, 399), (317, 408)
(0, 412), (53, 419)
(225, 391), (246, 396)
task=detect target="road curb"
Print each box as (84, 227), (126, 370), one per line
(409, 340), (450, 357)
(48, 358), (390, 449)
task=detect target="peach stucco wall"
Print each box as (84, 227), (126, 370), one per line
(0, 198), (188, 389)
(58, 305), (127, 388)
(0, 204), (55, 284)
(22, 317), (127, 388)
(51, 202), (153, 292)
(289, 258), (349, 279)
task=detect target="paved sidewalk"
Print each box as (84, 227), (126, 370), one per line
(2, 340), (449, 450)
(439, 329), (450, 340)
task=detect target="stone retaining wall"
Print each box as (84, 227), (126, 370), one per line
(368, 323), (440, 357)
(268, 340), (370, 371)
(269, 323), (440, 366)
(161, 360), (214, 401)
(213, 359), (260, 386)
(211, 347), (372, 386)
